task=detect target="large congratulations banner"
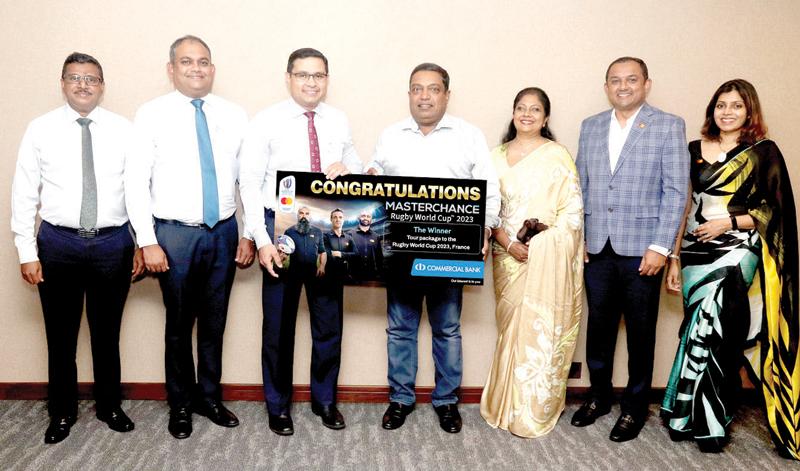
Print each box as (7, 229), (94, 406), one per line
(275, 171), (487, 285)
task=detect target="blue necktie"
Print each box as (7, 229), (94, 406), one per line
(191, 99), (220, 228)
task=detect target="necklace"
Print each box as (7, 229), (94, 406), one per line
(716, 139), (737, 162)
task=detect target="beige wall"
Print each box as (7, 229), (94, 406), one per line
(1, 1), (798, 392)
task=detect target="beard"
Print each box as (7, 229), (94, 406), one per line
(358, 218), (371, 228)
(295, 218), (310, 234)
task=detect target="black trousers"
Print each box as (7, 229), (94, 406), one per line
(262, 274), (342, 414)
(260, 210), (342, 414)
(155, 216), (238, 409)
(584, 240), (663, 420)
(37, 222), (134, 417)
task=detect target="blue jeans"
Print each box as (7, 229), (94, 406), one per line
(386, 282), (463, 407)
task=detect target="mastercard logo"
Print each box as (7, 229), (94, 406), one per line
(280, 197), (293, 205)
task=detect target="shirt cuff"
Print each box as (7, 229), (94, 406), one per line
(18, 246), (39, 264)
(647, 244), (670, 257)
(254, 230), (273, 249)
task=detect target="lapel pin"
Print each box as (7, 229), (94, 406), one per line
(638, 123), (646, 129)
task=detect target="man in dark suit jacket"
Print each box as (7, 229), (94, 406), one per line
(572, 57), (689, 442)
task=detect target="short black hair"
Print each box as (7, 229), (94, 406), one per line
(287, 48), (329, 74)
(62, 52), (104, 81)
(605, 56), (648, 81)
(330, 208), (344, 218)
(169, 35), (212, 63)
(410, 63), (449, 91)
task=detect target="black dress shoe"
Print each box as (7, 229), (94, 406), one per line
(570, 399), (611, 427)
(194, 401), (239, 427)
(268, 413), (294, 436)
(609, 413), (644, 442)
(311, 403), (346, 430)
(44, 415), (77, 444)
(168, 407), (192, 439)
(382, 402), (414, 430)
(97, 407), (135, 432)
(434, 404), (462, 434)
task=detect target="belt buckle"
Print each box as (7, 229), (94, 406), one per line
(77, 228), (98, 239)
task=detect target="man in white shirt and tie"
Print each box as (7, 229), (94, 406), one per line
(11, 52), (143, 444)
(127, 35), (254, 440)
(239, 48), (361, 436)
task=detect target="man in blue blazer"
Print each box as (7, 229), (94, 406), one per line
(572, 57), (689, 442)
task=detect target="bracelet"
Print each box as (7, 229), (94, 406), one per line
(730, 215), (738, 231)
(668, 254), (680, 261)
(506, 240), (516, 251)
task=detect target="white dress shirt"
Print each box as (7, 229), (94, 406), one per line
(128, 91), (248, 247)
(239, 99), (362, 248)
(367, 114), (500, 228)
(608, 105), (669, 256)
(11, 105), (135, 263)
(607, 106), (642, 173)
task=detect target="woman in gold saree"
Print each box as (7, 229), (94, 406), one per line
(480, 87), (584, 437)
(663, 79), (799, 458)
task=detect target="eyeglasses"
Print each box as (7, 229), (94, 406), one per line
(64, 74), (103, 86)
(291, 72), (328, 82)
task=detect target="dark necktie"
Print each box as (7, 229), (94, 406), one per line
(191, 99), (220, 227)
(77, 118), (96, 230)
(304, 111), (321, 172)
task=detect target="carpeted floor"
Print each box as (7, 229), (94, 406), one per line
(0, 399), (795, 470)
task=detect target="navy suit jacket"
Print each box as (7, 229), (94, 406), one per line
(576, 103), (689, 257)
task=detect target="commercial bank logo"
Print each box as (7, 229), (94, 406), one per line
(410, 259), (484, 279)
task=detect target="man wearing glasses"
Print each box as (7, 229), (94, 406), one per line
(366, 63), (500, 434)
(11, 52), (144, 443)
(239, 47), (362, 435)
(127, 35), (254, 439)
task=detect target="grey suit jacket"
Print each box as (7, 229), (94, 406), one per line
(576, 102), (689, 257)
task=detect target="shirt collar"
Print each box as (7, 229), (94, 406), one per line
(173, 90), (216, 107)
(610, 105), (643, 129)
(63, 104), (104, 124)
(401, 113), (455, 134)
(286, 98), (328, 119)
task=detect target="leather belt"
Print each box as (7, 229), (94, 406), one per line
(155, 215), (233, 230)
(50, 224), (123, 239)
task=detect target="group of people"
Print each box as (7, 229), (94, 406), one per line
(479, 57), (798, 461)
(10, 34), (798, 461)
